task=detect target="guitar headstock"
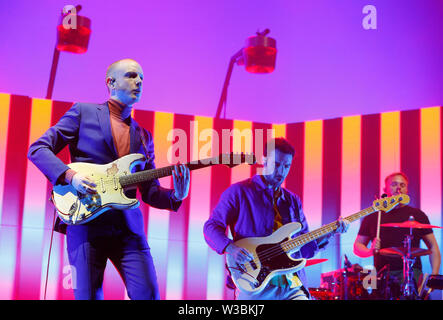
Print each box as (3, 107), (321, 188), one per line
(219, 152), (257, 168)
(372, 194), (410, 213)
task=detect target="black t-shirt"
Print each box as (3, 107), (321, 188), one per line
(357, 205), (433, 271)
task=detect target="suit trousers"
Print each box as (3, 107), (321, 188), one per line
(66, 213), (159, 300)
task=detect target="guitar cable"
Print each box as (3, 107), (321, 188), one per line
(43, 205), (58, 300)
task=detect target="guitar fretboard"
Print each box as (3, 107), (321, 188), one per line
(281, 206), (377, 253)
(118, 153), (253, 187)
(118, 158), (218, 187)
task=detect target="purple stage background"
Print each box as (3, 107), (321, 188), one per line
(0, 0), (442, 300)
(0, 94), (441, 300)
(0, 0), (442, 123)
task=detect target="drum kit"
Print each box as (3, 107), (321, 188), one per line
(310, 217), (442, 300)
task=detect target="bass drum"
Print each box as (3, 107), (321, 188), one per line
(320, 270), (391, 300)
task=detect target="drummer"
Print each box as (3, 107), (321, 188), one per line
(353, 172), (441, 298)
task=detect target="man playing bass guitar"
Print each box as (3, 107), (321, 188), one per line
(204, 138), (349, 300)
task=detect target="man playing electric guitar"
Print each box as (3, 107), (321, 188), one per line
(204, 138), (349, 300)
(28, 59), (191, 300)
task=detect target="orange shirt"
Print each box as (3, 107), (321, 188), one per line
(62, 99), (131, 183)
(108, 99), (130, 158)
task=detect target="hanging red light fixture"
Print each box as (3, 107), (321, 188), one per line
(242, 29), (277, 74)
(46, 5), (91, 99)
(215, 29), (277, 118)
(56, 5), (91, 54)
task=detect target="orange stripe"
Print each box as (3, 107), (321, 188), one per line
(23, 99), (52, 228)
(231, 120), (253, 184)
(186, 116), (213, 299)
(272, 124), (287, 188)
(0, 93), (11, 225)
(272, 124), (286, 138)
(303, 120), (323, 229)
(420, 107), (441, 244)
(340, 116), (362, 262)
(380, 111), (400, 193)
(215, 119), (253, 299)
(148, 111), (174, 299)
(0, 93), (12, 299)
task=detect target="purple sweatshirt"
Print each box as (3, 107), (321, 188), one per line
(203, 175), (326, 287)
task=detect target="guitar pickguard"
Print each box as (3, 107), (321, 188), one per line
(255, 238), (304, 286)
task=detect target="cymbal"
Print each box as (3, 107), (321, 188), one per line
(381, 220), (442, 229)
(379, 247), (431, 258)
(305, 258), (328, 267)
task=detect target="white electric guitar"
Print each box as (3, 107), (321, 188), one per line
(226, 194), (410, 294)
(52, 152), (255, 225)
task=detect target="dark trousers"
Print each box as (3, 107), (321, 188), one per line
(66, 221), (159, 300)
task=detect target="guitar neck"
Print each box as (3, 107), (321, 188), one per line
(282, 206), (377, 253)
(119, 156), (220, 187)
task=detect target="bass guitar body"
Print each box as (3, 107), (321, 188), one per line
(225, 194), (409, 295)
(226, 222), (306, 294)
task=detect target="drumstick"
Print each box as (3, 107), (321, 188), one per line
(374, 194), (387, 255)
(375, 210), (381, 254)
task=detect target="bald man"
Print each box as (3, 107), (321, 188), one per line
(28, 59), (190, 300)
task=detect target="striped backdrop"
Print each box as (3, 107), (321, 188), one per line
(0, 93), (441, 299)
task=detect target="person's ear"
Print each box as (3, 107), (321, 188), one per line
(107, 77), (115, 88)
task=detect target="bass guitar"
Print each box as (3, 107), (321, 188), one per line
(226, 194), (410, 294)
(52, 152), (255, 225)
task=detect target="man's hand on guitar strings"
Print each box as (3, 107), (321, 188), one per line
(71, 173), (97, 194)
(335, 217), (350, 234)
(225, 243), (254, 264)
(172, 164), (190, 201)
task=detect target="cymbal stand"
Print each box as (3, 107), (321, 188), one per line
(400, 224), (418, 299)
